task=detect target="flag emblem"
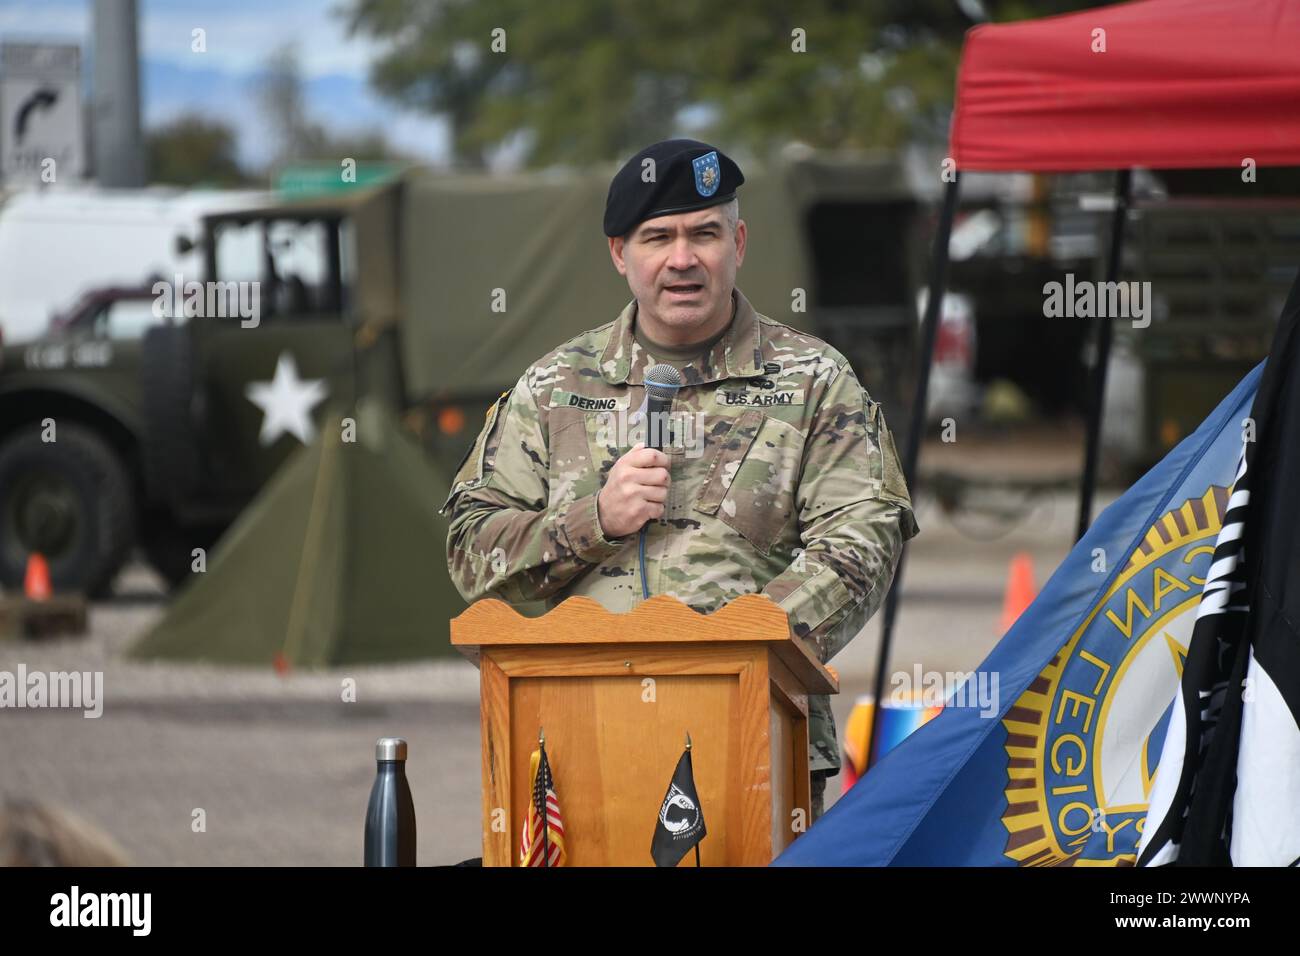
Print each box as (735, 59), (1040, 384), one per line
(658, 783), (701, 834)
(1001, 489), (1228, 866)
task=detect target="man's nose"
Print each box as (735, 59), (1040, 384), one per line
(666, 237), (698, 272)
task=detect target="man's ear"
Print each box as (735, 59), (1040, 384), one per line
(734, 219), (747, 269)
(608, 236), (628, 276)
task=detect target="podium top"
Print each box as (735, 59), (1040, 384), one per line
(450, 593), (837, 695)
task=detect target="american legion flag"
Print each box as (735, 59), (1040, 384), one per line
(775, 273), (1300, 866)
(519, 736), (566, 867)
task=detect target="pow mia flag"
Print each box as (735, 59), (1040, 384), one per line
(651, 738), (706, 867)
(1140, 270), (1300, 867)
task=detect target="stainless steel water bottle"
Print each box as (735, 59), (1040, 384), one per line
(364, 737), (416, 866)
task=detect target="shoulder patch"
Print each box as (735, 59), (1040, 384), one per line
(439, 390), (512, 516)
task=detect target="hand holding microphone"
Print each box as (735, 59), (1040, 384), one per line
(596, 364), (683, 548)
(597, 443), (671, 539)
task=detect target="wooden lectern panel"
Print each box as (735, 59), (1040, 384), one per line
(510, 666), (738, 866)
(768, 653), (811, 854)
(454, 595), (833, 866)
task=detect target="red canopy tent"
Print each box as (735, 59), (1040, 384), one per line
(872, 0), (1300, 762)
(952, 0), (1300, 172)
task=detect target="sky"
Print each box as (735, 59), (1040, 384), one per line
(0, 0), (453, 170)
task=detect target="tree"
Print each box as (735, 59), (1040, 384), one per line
(257, 42), (411, 172)
(146, 116), (251, 186)
(341, 0), (1097, 169)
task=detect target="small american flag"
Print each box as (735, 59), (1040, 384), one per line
(519, 735), (565, 867)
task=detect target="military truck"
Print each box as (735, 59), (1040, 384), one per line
(0, 149), (955, 596)
(1103, 198), (1300, 476)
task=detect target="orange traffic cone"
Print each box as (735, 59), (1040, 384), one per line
(1000, 552), (1036, 633)
(273, 651), (291, 677)
(24, 553), (51, 602)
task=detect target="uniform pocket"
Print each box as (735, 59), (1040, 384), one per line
(548, 408), (601, 509)
(866, 399), (919, 540)
(871, 401), (911, 503)
(694, 409), (802, 555)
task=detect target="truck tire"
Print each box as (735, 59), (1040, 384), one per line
(0, 423), (135, 598)
(141, 324), (201, 505)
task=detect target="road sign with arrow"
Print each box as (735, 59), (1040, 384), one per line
(1, 42), (85, 183)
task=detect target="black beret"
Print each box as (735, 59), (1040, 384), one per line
(603, 139), (745, 238)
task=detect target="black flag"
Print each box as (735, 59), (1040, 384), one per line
(1140, 268), (1300, 866)
(651, 745), (706, 867)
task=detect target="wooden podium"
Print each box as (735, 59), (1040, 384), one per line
(450, 594), (838, 866)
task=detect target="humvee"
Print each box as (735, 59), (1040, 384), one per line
(0, 149), (952, 596)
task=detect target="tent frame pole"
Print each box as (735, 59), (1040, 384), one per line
(1075, 168), (1133, 541)
(866, 173), (962, 769)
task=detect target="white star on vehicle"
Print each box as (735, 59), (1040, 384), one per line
(245, 352), (328, 446)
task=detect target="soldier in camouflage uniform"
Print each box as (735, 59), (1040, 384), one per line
(441, 140), (918, 823)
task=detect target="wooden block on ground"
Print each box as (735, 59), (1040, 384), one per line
(0, 596), (88, 641)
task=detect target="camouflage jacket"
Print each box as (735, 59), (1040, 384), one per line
(440, 287), (919, 773)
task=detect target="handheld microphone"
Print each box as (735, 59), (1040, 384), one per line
(644, 364), (683, 451)
(639, 364), (683, 598)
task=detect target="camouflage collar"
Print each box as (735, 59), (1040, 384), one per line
(598, 287), (765, 386)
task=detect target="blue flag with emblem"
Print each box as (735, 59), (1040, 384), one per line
(773, 362), (1264, 866)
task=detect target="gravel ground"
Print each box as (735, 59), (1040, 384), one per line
(1, 565), (484, 866)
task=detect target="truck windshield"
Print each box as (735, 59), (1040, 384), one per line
(212, 216), (343, 319)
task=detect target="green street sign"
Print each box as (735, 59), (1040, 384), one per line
(275, 163), (403, 196)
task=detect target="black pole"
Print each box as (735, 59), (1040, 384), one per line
(866, 174), (962, 770)
(687, 731), (699, 867)
(1075, 168), (1132, 542)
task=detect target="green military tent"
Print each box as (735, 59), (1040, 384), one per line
(396, 159), (812, 401)
(130, 398), (469, 667)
